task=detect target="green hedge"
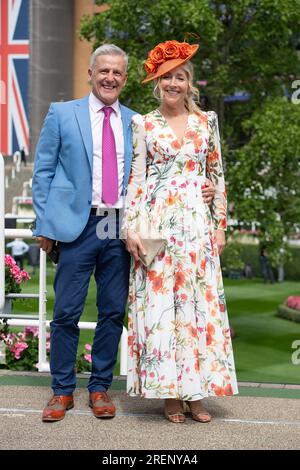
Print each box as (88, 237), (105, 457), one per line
(221, 244), (300, 281)
(283, 247), (300, 281)
(276, 304), (300, 323)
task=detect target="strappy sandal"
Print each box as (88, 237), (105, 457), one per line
(184, 400), (212, 423)
(164, 399), (186, 423)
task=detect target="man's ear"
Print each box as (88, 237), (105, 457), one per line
(88, 68), (93, 84)
(123, 74), (128, 88)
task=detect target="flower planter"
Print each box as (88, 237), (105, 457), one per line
(276, 304), (300, 324)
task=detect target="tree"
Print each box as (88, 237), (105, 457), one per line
(80, 0), (300, 121)
(227, 97), (300, 265)
(80, 0), (300, 260)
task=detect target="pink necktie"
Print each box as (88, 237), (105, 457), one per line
(101, 106), (118, 205)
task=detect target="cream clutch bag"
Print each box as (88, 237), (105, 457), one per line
(138, 236), (166, 267)
(124, 212), (166, 267)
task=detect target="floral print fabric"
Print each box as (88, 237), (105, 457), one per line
(123, 109), (238, 400)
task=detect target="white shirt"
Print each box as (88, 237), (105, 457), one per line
(6, 240), (29, 256)
(89, 92), (125, 208)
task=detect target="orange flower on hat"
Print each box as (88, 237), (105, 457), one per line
(163, 40), (181, 59)
(148, 45), (165, 64)
(145, 60), (157, 74)
(179, 42), (194, 58)
(145, 44), (166, 74)
(143, 39), (199, 82)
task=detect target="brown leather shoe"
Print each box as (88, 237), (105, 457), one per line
(89, 391), (116, 418)
(42, 395), (74, 422)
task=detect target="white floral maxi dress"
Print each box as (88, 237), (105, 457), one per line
(123, 109), (238, 400)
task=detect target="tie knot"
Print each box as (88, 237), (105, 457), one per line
(102, 106), (113, 117)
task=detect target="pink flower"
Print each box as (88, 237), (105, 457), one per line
(11, 342), (28, 360)
(84, 354), (92, 363)
(5, 255), (15, 267)
(19, 332), (27, 341)
(22, 271), (30, 281)
(149, 372), (155, 378)
(286, 296), (300, 311)
(5, 254), (30, 291)
(25, 327), (39, 337)
(145, 326), (151, 338)
(85, 344), (92, 351)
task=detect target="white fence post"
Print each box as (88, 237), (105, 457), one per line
(38, 249), (48, 372)
(120, 326), (128, 375)
(0, 154), (5, 311)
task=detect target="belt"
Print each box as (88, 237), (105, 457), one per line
(90, 207), (120, 215)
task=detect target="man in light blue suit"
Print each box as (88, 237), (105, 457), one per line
(32, 44), (215, 423)
(32, 44), (137, 422)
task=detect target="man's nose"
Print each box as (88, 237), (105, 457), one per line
(106, 71), (114, 82)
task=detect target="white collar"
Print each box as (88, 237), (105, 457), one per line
(89, 92), (120, 116)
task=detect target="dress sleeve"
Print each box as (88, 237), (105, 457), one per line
(122, 114), (147, 233)
(206, 111), (227, 231)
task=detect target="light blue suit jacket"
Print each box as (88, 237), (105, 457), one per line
(32, 96), (137, 242)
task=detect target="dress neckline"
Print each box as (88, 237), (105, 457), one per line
(156, 109), (190, 148)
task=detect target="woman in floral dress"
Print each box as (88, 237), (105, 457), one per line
(123, 40), (238, 423)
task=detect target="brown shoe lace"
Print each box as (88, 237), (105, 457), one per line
(48, 396), (64, 406)
(92, 391), (110, 403)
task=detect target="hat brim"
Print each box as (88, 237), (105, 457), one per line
(142, 44), (199, 84)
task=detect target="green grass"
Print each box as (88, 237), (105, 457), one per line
(224, 279), (300, 384)
(9, 264), (300, 384)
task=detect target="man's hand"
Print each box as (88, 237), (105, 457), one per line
(125, 230), (147, 262)
(216, 229), (226, 255)
(201, 178), (215, 204)
(36, 237), (54, 254)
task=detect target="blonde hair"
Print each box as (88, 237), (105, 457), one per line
(153, 61), (201, 114)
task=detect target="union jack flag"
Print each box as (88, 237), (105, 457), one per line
(0, 0), (29, 156)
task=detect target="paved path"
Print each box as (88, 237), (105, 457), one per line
(0, 373), (300, 450)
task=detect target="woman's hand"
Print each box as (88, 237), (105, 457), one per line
(125, 230), (147, 262)
(216, 229), (226, 255)
(201, 178), (216, 205)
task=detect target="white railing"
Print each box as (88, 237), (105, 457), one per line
(3, 227), (48, 372)
(0, 153), (128, 375)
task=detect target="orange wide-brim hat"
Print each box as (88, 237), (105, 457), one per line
(142, 40), (199, 84)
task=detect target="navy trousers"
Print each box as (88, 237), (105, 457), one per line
(50, 212), (130, 395)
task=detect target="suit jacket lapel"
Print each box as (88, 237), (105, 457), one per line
(74, 96), (93, 171)
(120, 105), (133, 190)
